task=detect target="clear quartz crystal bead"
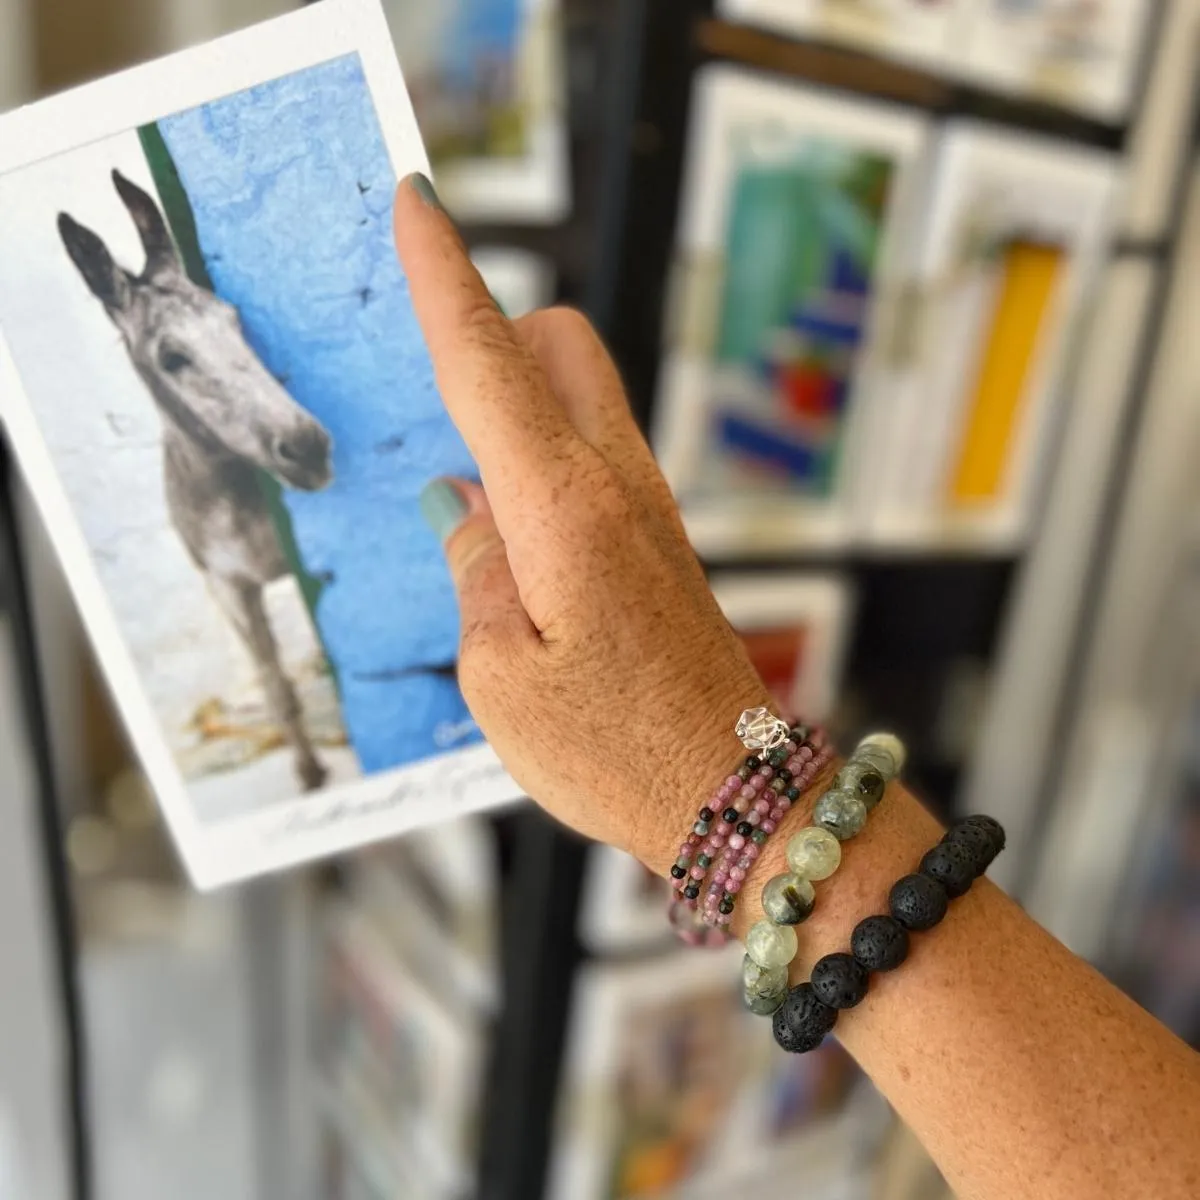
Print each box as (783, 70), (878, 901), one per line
(736, 706), (790, 751)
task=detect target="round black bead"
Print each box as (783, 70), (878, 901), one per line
(920, 841), (976, 898)
(889, 873), (948, 931)
(944, 815), (1005, 876)
(746, 756), (762, 770)
(810, 953), (870, 1009)
(851, 915), (909, 972)
(683, 883), (700, 900)
(718, 898), (734, 915)
(785, 787), (800, 801)
(722, 807), (739, 825)
(736, 821), (753, 837)
(776, 768), (793, 783)
(669, 864), (686, 880)
(768, 749), (788, 767)
(772, 983), (838, 1054)
(699, 807), (714, 823)
(737, 766), (752, 782)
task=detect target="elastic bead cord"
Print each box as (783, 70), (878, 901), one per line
(771, 814), (1006, 1054)
(743, 732), (905, 1016)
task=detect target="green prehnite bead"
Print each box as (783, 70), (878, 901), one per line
(742, 954), (788, 1016)
(762, 872), (816, 925)
(857, 732), (906, 778)
(814, 789), (868, 841)
(693, 819), (710, 836)
(751, 829), (769, 846)
(746, 919), (798, 969)
(786, 825), (842, 881)
(837, 758), (887, 810)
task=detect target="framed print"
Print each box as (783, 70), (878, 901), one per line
(957, 0), (1154, 121)
(868, 123), (1118, 551)
(548, 950), (863, 1199)
(381, 0), (571, 224)
(0, 0), (523, 889)
(718, 0), (965, 70)
(472, 245), (557, 317)
(653, 66), (930, 558)
(317, 903), (483, 1198)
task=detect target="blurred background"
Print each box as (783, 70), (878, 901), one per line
(2, 1), (1200, 1199)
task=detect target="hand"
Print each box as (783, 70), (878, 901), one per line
(393, 174), (774, 869)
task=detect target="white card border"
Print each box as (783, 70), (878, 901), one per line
(0, 0), (524, 889)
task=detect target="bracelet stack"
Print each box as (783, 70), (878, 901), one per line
(772, 815), (1006, 1054)
(667, 707), (833, 947)
(742, 731), (906, 1015)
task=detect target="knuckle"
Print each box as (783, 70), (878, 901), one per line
(459, 293), (521, 358)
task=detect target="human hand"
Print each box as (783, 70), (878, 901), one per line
(393, 174), (776, 871)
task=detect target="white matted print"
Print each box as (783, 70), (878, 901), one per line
(381, 0), (571, 224)
(472, 245), (557, 317)
(957, 0), (1154, 121)
(868, 123), (1119, 551)
(653, 67), (930, 558)
(0, 0), (522, 889)
(718, 0), (965, 69)
(548, 950), (862, 1200)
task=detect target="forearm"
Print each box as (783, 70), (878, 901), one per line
(639, 761), (1200, 1200)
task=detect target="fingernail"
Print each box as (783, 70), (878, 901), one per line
(409, 172), (444, 212)
(420, 478), (468, 541)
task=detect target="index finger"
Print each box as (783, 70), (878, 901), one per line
(392, 174), (579, 505)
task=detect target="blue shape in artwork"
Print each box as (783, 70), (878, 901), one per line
(159, 54), (481, 773)
(716, 413), (822, 482)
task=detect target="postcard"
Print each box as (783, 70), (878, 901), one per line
(867, 122), (1118, 550)
(0, 0), (525, 888)
(380, 0), (571, 224)
(718, 0), (964, 69)
(653, 66), (930, 557)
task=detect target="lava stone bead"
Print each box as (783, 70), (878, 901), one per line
(945, 815), (1006, 875)
(810, 952), (870, 1009)
(920, 841), (976, 898)
(851, 915), (910, 972)
(772, 983), (838, 1054)
(889, 873), (948, 931)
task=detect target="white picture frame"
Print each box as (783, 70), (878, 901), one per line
(0, 0), (524, 889)
(956, 0), (1155, 122)
(653, 65), (931, 559)
(867, 122), (1120, 552)
(381, 0), (571, 224)
(472, 245), (557, 318)
(718, 0), (966, 71)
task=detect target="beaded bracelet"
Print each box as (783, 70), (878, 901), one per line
(743, 732), (907, 1015)
(771, 815), (1007, 1054)
(667, 707), (829, 946)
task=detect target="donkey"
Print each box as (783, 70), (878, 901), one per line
(58, 169), (333, 791)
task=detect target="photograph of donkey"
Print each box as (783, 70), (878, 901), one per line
(57, 169), (334, 791)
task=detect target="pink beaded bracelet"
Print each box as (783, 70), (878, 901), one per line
(667, 707), (832, 946)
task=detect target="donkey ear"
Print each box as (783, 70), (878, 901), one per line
(111, 169), (180, 281)
(57, 213), (133, 312)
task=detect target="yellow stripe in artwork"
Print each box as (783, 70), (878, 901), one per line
(950, 241), (1063, 504)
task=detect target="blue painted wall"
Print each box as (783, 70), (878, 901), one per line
(159, 54), (481, 773)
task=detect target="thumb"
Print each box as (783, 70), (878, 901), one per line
(419, 478), (536, 651)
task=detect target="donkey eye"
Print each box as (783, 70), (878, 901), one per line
(159, 347), (191, 374)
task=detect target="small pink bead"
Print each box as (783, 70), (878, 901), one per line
(739, 784), (756, 800)
(799, 746), (814, 761)
(727, 879), (742, 895)
(728, 866), (746, 882)
(689, 865), (705, 880)
(777, 798), (792, 812)
(760, 819), (777, 835)
(753, 797), (771, 815)
(769, 807), (784, 822)
(742, 844), (760, 862)
(750, 774), (767, 792)
(715, 820), (732, 836)
(709, 834), (726, 850)
(679, 842), (694, 857)
(712, 872), (728, 887)
(733, 797), (750, 814)
(758, 765), (774, 779)
(725, 774), (742, 789)
(746, 810), (762, 827)
(784, 739), (798, 754)
(728, 834), (746, 851)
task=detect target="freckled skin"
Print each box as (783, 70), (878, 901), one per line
(393, 176), (1200, 1200)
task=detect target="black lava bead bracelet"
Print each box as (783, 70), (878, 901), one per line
(773, 814), (1006, 1054)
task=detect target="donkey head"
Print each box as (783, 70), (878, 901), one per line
(57, 170), (332, 491)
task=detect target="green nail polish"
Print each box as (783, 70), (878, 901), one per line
(420, 479), (468, 541)
(410, 172), (444, 212)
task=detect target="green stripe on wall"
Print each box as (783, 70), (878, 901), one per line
(136, 122), (342, 700)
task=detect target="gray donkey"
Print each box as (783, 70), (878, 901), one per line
(58, 169), (333, 791)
